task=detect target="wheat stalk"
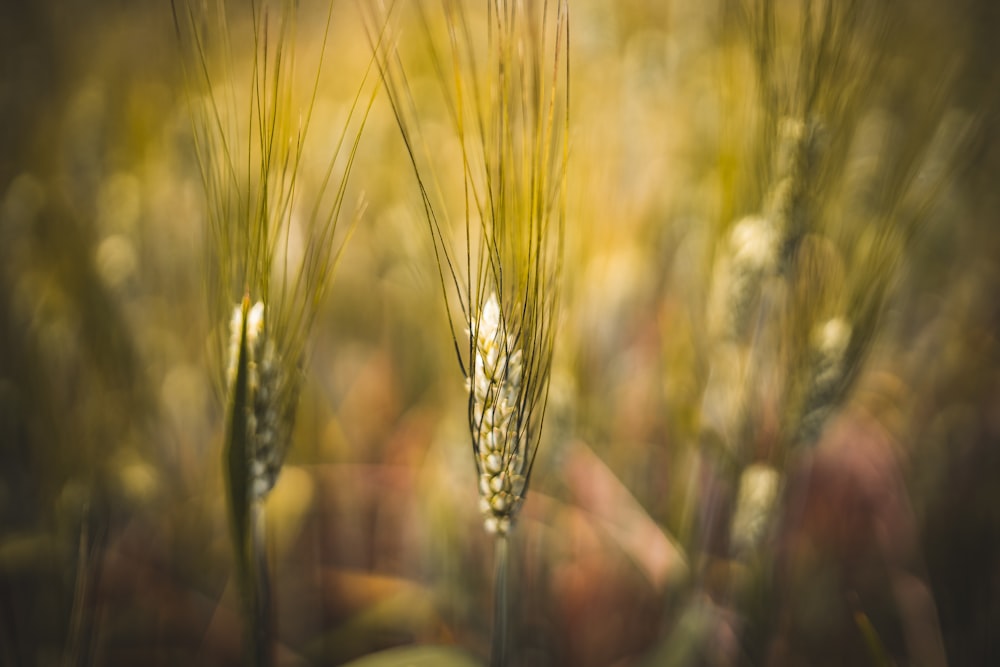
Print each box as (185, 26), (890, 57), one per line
(172, 1), (377, 663)
(365, 0), (569, 663)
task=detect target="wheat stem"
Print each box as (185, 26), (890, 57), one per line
(490, 532), (509, 667)
(251, 500), (273, 667)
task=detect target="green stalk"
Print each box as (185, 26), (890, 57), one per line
(251, 500), (273, 667)
(489, 533), (509, 667)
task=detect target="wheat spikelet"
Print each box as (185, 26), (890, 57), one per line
(227, 300), (295, 500)
(467, 292), (527, 535)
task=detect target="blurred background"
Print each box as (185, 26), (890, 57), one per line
(1, 0), (999, 665)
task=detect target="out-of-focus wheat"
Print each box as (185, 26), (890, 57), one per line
(675, 1), (981, 664)
(172, 0), (377, 663)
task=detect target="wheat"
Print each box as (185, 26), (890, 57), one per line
(172, 0), (376, 663)
(468, 292), (527, 535)
(365, 0), (568, 662)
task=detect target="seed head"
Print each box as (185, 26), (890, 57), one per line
(730, 464), (781, 557)
(797, 316), (853, 445)
(227, 300), (292, 500)
(468, 293), (528, 535)
(709, 215), (780, 341)
(369, 0), (567, 536)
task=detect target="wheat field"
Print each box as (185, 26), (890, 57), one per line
(1, 1), (999, 665)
